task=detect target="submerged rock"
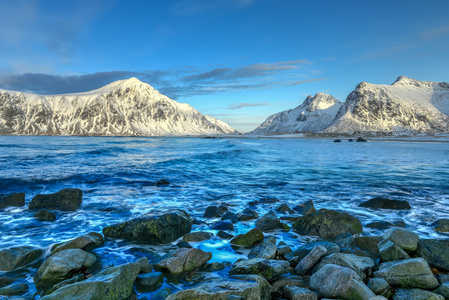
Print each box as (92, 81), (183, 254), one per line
(103, 209), (193, 244)
(418, 239), (449, 272)
(182, 231), (214, 242)
(230, 228), (264, 247)
(229, 258), (290, 282)
(52, 232), (104, 254)
(155, 179), (170, 186)
(293, 200), (316, 215)
(29, 188), (83, 211)
(359, 198), (411, 210)
(0, 193), (25, 209)
(382, 227), (419, 252)
(292, 209), (362, 239)
(33, 209), (57, 221)
(0, 246), (43, 272)
(255, 210), (284, 231)
(156, 248), (212, 275)
(365, 221), (404, 230)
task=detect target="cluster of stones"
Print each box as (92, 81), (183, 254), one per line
(2, 189), (449, 299)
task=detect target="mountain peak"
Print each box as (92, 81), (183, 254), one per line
(393, 75), (419, 86)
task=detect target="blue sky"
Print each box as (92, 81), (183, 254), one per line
(0, 0), (448, 132)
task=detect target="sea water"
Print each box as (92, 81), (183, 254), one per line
(1, 136), (449, 295)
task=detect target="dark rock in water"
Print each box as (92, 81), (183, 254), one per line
(212, 220), (235, 231)
(334, 139), (341, 142)
(259, 197), (279, 204)
(373, 258), (439, 289)
(183, 231), (214, 242)
(0, 283), (28, 297)
(294, 245), (327, 275)
(33, 209), (57, 221)
(248, 240), (277, 260)
(136, 257), (153, 273)
(270, 274), (305, 296)
(292, 241), (340, 259)
(366, 221), (405, 230)
(176, 241), (193, 249)
(280, 215), (302, 222)
(52, 232), (104, 254)
(282, 286), (318, 300)
(0, 193), (25, 209)
(203, 205), (227, 218)
(292, 209), (363, 239)
(217, 230), (234, 240)
(293, 200), (316, 215)
(156, 248), (212, 275)
(359, 198), (411, 210)
(393, 288), (444, 300)
(356, 137), (368, 142)
(103, 209), (193, 244)
(155, 179), (170, 186)
(238, 207), (259, 221)
(41, 262), (140, 300)
(221, 211), (239, 223)
(229, 258), (290, 282)
(136, 272), (163, 289)
(431, 219), (449, 233)
(367, 278), (392, 298)
(349, 138), (354, 142)
(277, 245), (292, 257)
(255, 210), (284, 232)
(29, 188), (83, 211)
(165, 275), (271, 300)
(0, 246), (44, 272)
(275, 203), (295, 214)
(378, 240), (410, 262)
(313, 253), (375, 282)
(34, 249), (96, 286)
(383, 227), (419, 252)
(0, 278), (14, 288)
(230, 228), (264, 247)
(418, 239), (449, 272)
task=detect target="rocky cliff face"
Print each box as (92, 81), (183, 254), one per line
(250, 92), (342, 134)
(0, 78), (238, 136)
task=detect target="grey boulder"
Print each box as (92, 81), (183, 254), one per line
(230, 258), (290, 282)
(156, 248), (212, 275)
(392, 288), (444, 300)
(418, 239), (449, 272)
(382, 227), (419, 252)
(52, 232), (104, 254)
(295, 245), (327, 275)
(313, 253), (375, 281)
(0, 246), (43, 272)
(248, 240), (277, 259)
(255, 210), (284, 231)
(378, 239), (410, 262)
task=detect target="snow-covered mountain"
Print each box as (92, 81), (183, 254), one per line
(325, 76), (449, 134)
(250, 92), (342, 134)
(0, 78), (238, 136)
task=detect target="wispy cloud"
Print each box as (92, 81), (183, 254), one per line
(419, 24), (449, 40)
(228, 102), (269, 109)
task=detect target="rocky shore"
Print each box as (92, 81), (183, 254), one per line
(1, 189), (449, 299)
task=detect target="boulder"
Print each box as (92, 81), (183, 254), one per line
(230, 228), (264, 247)
(203, 205), (227, 218)
(33, 209), (57, 221)
(0, 193), (25, 209)
(309, 264), (375, 300)
(155, 179), (170, 186)
(52, 232), (104, 254)
(165, 275), (271, 300)
(313, 253), (375, 281)
(373, 258), (439, 289)
(276, 204), (295, 214)
(0, 283), (28, 297)
(34, 249), (96, 286)
(0, 246), (43, 271)
(293, 200), (316, 215)
(248, 240), (277, 260)
(356, 137), (368, 142)
(255, 211), (284, 231)
(359, 198), (411, 210)
(212, 220), (235, 231)
(41, 262), (140, 300)
(156, 248), (212, 275)
(229, 258), (290, 282)
(182, 231), (214, 242)
(45, 274), (85, 296)
(277, 245), (293, 257)
(435, 282), (449, 299)
(217, 230), (234, 240)
(431, 219), (449, 233)
(292, 241), (340, 259)
(238, 208), (260, 221)
(136, 257), (153, 273)
(270, 275), (305, 295)
(221, 211), (239, 223)
(353, 236), (382, 254)
(293, 209), (362, 239)
(378, 240), (410, 262)
(295, 245), (327, 275)
(392, 288), (444, 300)
(29, 188), (82, 211)
(383, 227), (419, 252)
(367, 278), (392, 298)
(418, 239), (449, 272)
(103, 209), (193, 244)
(282, 286), (317, 300)
(136, 272), (163, 289)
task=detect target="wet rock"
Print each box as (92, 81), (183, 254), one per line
(199, 261), (231, 272)
(292, 209), (362, 239)
(356, 137), (368, 142)
(359, 198), (411, 210)
(280, 215), (302, 222)
(212, 220), (235, 231)
(265, 236), (277, 245)
(248, 240), (277, 259)
(52, 232), (104, 254)
(155, 179), (170, 186)
(176, 241), (193, 248)
(136, 272), (163, 289)
(255, 210), (284, 231)
(230, 228), (264, 247)
(229, 258), (290, 282)
(293, 200), (316, 215)
(165, 274), (271, 300)
(283, 286), (317, 300)
(366, 221), (405, 230)
(270, 275), (305, 296)
(182, 231), (214, 242)
(0, 283), (28, 297)
(136, 257), (153, 273)
(435, 282), (449, 298)
(217, 230), (234, 240)
(309, 264), (375, 300)
(0, 193), (25, 209)
(0, 278), (14, 288)
(41, 262), (140, 300)
(431, 219), (449, 233)
(203, 205), (227, 218)
(367, 278), (392, 298)
(0, 246), (43, 271)
(292, 241), (340, 259)
(437, 274), (449, 284)
(295, 245), (327, 275)
(353, 236), (382, 254)
(103, 209), (193, 244)
(33, 209), (57, 221)
(45, 274), (85, 296)
(383, 227), (419, 252)
(314, 253), (375, 281)
(349, 138), (354, 142)
(238, 208), (259, 221)
(277, 245), (293, 257)
(393, 288), (444, 300)
(276, 203), (295, 214)
(29, 188), (82, 211)
(34, 249), (96, 286)
(373, 258), (439, 289)
(156, 248), (212, 275)
(334, 139), (341, 142)
(378, 239), (410, 262)
(418, 239), (449, 272)
(221, 211), (239, 223)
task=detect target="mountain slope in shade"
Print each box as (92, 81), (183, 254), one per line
(325, 76), (449, 134)
(250, 92), (342, 134)
(0, 78), (238, 136)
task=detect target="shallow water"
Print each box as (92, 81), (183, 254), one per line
(1, 136), (449, 297)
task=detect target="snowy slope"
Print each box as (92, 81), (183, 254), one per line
(250, 92), (342, 134)
(325, 76), (449, 134)
(0, 78), (238, 136)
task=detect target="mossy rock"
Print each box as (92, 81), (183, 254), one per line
(230, 228), (264, 247)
